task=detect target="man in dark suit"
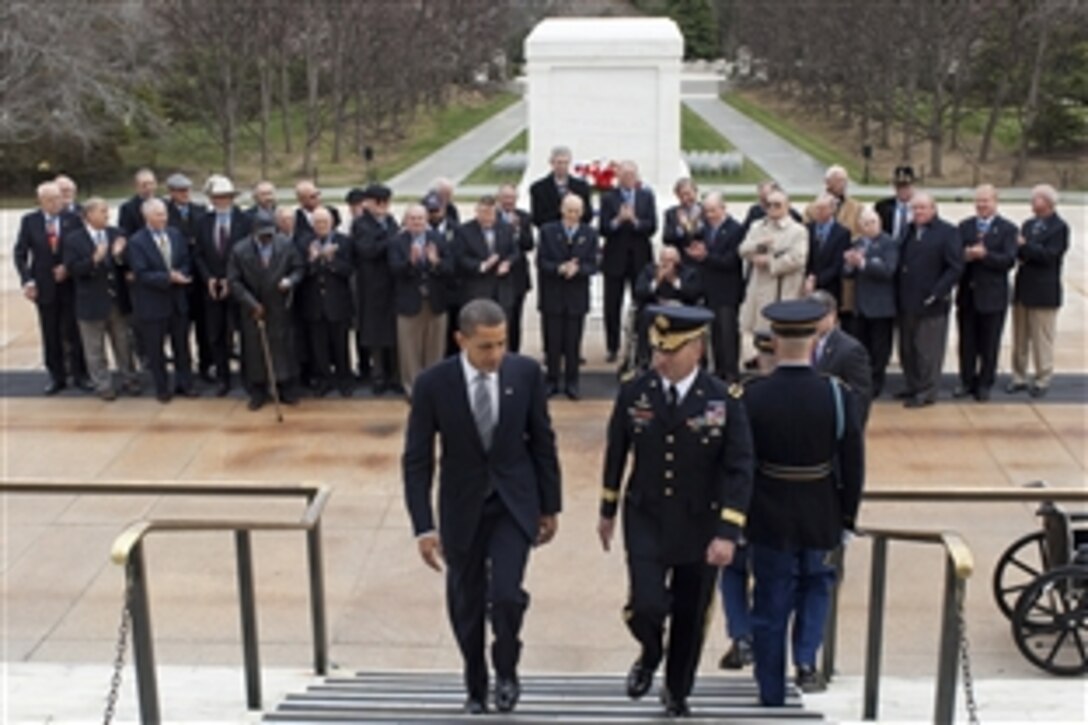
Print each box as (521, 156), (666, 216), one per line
(896, 193), (963, 408)
(293, 180), (342, 243)
(389, 204), (454, 396)
(299, 208), (355, 397)
(403, 298), (562, 715)
(193, 176), (250, 395)
(62, 197), (139, 400)
(662, 177), (704, 251)
(13, 180), (89, 394)
(229, 211), (306, 411)
(804, 194), (852, 311)
(536, 194), (599, 400)
(118, 168), (159, 238)
(600, 304), (753, 717)
(55, 175), (81, 216)
(810, 291), (873, 425)
(431, 177), (462, 226)
(529, 145), (593, 230)
(844, 209), (900, 398)
(497, 184), (535, 354)
(165, 173), (211, 381)
(631, 246), (702, 369)
(1009, 184), (1070, 398)
(874, 166), (915, 241)
(744, 299), (864, 705)
(954, 185), (1017, 402)
(127, 198), (197, 402)
(599, 161), (658, 362)
(457, 196), (520, 321)
(247, 180), (278, 221)
(352, 184), (401, 395)
(684, 193), (745, 380)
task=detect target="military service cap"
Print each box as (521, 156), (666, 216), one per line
(762, 299), (825, 338)
(646, 304), (714, 352)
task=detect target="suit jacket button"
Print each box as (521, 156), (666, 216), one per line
(665, 452), (674, 461)
(665, 470), (674, 479)
(666, 435), (675, 444)
(664, 487), (673, 496)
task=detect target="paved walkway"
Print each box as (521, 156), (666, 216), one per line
(385, 100), (526, 197)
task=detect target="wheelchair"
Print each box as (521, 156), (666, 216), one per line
(992, 501), (1088, 675)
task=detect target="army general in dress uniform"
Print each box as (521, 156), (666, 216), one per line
(600, 304), (754, 718)
(743, 299), (865, 707)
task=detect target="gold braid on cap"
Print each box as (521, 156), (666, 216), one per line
(649, 324), (707, 352)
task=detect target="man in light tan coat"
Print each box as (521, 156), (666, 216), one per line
(739, 190), (809, 360)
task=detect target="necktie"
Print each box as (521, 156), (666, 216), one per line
(895, 204), (907, 240)
(473, 372), (494, 450)
(218, 220), (229, 254)
(47, 217), (59, 254)
(484, 228), (495, 254)
(817, 225), (828, 247)
(156, 232), (171, 268)
(96, 230), (106, 246)
(667, 383), (679, 412)
(977, 219), (989, 237)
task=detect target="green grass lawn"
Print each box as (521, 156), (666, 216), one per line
(45, 91), (521, 204)
(722, 92), (864, 180)
(460, 129), (528, 187)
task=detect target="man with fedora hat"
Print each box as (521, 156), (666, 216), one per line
(742, 298), (865, 706)
(194, 175), (251, 395)
(875, 166), (915, 241)
(600, 303), (753, 717)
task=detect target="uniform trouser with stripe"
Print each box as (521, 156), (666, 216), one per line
(625, 555), (717, 701)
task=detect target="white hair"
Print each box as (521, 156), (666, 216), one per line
(1031, 184), (1059, 207)
(858, 206), (880, 226)
(825, 165), (849, 181)
(141, 197), (166, 216)
(702, 191), (725, 211)
(549, 145), (572, 161)
(37, 181), (60, 199)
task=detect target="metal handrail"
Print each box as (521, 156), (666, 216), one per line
(0, 479), (331, 724)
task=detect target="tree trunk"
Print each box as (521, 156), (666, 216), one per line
(978, 73), (1011, 164)
(1013, 23), (1049, 184)
(948, 67), (966, 151)
(302, 41), (321, 177)
(223, 64), (237, 178)
(901, 69), (916, 162)
(279, 49), (293, 154)
(258, 53), (272, 179)
(929, 75), (945, 178)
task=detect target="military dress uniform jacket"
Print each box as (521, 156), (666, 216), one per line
(742, 366), (864, 551)
(601, 369), (754, 565)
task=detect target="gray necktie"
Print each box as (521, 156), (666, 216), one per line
(473, 372), (494, 450)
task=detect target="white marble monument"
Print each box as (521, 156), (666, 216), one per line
(521, 17), (685, 201)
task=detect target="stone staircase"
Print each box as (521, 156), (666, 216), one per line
(264, 670), (823, 723)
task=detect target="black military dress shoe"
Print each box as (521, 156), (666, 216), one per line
(463, 697), (487, 715)
(43, 380), (66, 395)
(494, 676), (520, 713)
(626, 658), (656, 700)
(795, 665), (827, 693)
(719, 636), (754, 670)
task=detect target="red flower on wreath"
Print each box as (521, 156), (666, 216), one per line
(572, 160), (619, 191)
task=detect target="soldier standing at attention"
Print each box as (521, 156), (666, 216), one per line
(599, 304), (754, 718)
(743, 299), (865, 707)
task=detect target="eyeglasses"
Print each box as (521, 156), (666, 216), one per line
(768, 202), (784, 209)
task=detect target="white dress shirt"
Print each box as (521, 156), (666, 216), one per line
(660, 366), (698, 404)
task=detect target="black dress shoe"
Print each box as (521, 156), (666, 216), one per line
(903, 395), (934, 409)
(199, 369), (216, 384)
(339, 384), (354, 398)
(280, 389), (300, 405)
(952, 385), (974, 399)
(626, 658), (656, 700)
(1005, 381), (1028, 394)
(662, 688), (691, 718)
(156, 392), (172, 404)
(463, 697), (487, 715)
(494, 676), (520, 713)
(719, 636), (754, 670)
(795, 665), (827, 693)
(175, 387), (199, 398)
(565, 384), (580, 401)
(313, 382), (330, 398)
(74, 376), (95, 392)
(389, 382), (406, 396)
(43, 380), (66, 396)
(606, 351), (618, 364)
(975, 387), (991, 402)
(546, 383), (561, 398)
(247, 395), (267, 411)
(215, 384), (230, 397)
(371, 380), (388, 396)
(894, 389), (916, 400)
(1029, 384), (1048, 398)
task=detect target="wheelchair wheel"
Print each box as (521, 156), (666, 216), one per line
(1011, 565), (1088, 676)
(993, 531), (1049, 620)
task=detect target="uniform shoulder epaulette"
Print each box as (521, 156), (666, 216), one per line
(618, 366), (639, 385)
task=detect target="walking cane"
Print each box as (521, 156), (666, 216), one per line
(256, 318), (284, 423)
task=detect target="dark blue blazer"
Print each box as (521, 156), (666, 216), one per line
(845, 233), (899, 320)
(62, 225), (129, 321)
(896, 218), (963, 316)
(599, 187), (657, 277)
(127, 226), (191, 322)
(536, 221), (599, 315)
(529, 174), (593, 229)
(456, 220), (520, 310)
(298, 232), (355, 323)
(696, 217), (746, 309)
(403, 354), (562, 555)
(806, 220), (853, 306)
(955, 216), (1017, 314)
(12, 209), (80, 306)
(1014, 214), (1069, 309)
(387, 229), (453, 316)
